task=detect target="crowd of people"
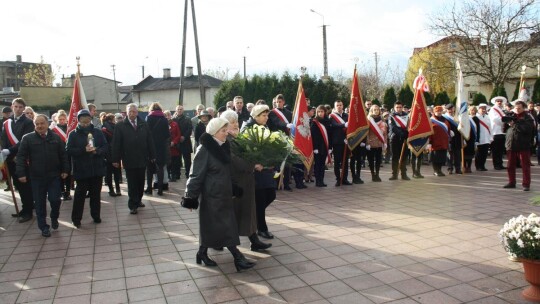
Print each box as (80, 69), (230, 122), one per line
(0, 93), (537, 271)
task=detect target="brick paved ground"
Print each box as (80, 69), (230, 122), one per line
(0, 162), (539, 303)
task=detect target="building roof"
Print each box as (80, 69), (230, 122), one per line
(132, 75), (222, 92)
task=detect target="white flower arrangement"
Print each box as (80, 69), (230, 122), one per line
(499, 213), (540, 260)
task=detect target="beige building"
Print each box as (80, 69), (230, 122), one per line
(131, 67), (222, 111)
(62, 75), (122, 112)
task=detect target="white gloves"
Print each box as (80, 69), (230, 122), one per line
(328, 149), (332, 154)
(286, 123), (294, 129)
(1, 149), (10, 157)
(344, 139), (348, 144)
(383, 144), (387, 150)
(313, 149), (319, 154)
(366, 145), (371, 151)
(360, 143), (366, 147)
(426, 144), (432, 151)
(344, 122), (349, 128)
(450, 130), (455, 137)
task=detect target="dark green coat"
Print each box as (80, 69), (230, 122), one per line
(185, 133), (240, 248)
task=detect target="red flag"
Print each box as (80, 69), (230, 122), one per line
(291, 80), (313, 170)
(346, 67), (369, 150)
(67, 73), (88, 134)
(407, 75), (433, 156)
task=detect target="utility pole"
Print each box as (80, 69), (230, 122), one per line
(243, 56), (246, 80)
(178, 0), (206, 106)
(374, 52), (379, 98)
(111, 65), (120, 112)
(141, 66), (145, 79)
(311, 9), (329, 82)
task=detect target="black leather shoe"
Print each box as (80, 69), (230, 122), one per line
(503, 183), (516, 189)
(42, 228), (51, 237)
(478, 168), (488, 171)
(295, 184), (307, 189)
(401, 175), (411, 180)
(283, 186), (293, 191)
(157, 190), (163, 196)
(342, 180), (353, 185)
(73, 222), (81, 228)
(315, 183), (327, 187)
(144, 188), (152, 194)
(353, 178), (364, 184)
(93, 218), (102, 224)
(18, 215), (32, 223)
(258, 231), (274, 239)
(51, 219), (59, 230)
(130, 209), (138, 215)
(108, 191), (117, 197)
(389, 175), (398, 180)
(335, 181), (341, 186)
(138, 203), (145, 208)
(12, 212), (22, 218)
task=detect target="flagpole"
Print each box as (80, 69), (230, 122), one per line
(340, 65), (357, 185)
(5, 169), (19, 215)
(398, 71), (421, 174)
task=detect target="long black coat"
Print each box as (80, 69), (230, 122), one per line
(173, 114), (193, 154)
(146, 111), (170, 166)
(185, 133), (240, 248)
(66, 125), (108, 180)
(111, 117), (156, 169)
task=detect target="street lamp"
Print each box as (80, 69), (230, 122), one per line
(310, 9), (329, 82)
(243, 46), (249, 80)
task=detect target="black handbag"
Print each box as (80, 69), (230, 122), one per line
(181, 196), (199, 209)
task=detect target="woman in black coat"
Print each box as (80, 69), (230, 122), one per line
(311, 105), (332, 187)
(145, 102), (170, 196)
(101, 113), (122, 196)
(183, 117), (255, 272)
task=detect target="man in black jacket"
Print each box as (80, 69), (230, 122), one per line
(66, 109), (108, 228)
(16, 114), (69, 237)
(1, 98), (35, 222)
(233, 96), (251, 124)
(112, 103), (156, 214)
(173, 105), (193, 179)
(504, 100), (535, 191)
(388, 101), (410, 180)
(329, 100), (352, 186)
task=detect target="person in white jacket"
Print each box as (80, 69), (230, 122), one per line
(488, 97), (507, 170)
(475, 103), (493, 171)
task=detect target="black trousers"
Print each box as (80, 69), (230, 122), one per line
(72, 176), (102, 224)
(367, 148), (383, 174)
(179, 150), (192, 178)
(411, 153), (423, 175)
(125, 167), (145, 210)
(314, 153), (327, 184)
(146, 163), (164, 191)
(475, 144), (489, 170)
(169, 155), (181, 179)
(350, 146), (365, 179)
(105, 162), (121, 191)
(255, 188), (276, 232)
(7, 161), (34, 216)
(390, 140), (408, 176)
(333, 144), (349, 181)
(447, 144), (462, 172)
(491, 134), (506, 168)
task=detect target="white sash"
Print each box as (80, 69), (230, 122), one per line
(3, 119), (19, 146)
(272, 108), (289, 124)
(368, 117), (386, 144)
(431, 117), (449, 134)
(329, 112), (346, 125)
(51, 125), (67, 142)
(392, 114), (408, 129)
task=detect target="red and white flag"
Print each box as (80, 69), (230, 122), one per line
(407, 71), (433, 156)
(291, 80), (313, 170)
(67, 73), (88, 134)
(346, 66), (369, 150)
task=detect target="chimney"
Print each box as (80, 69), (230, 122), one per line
(186, 66), (193, 77)
(163, 68), (171, 79)
(16, 55), (22, 62)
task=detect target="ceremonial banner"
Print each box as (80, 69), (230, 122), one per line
(346, 67), (369, 150)
(455, 60), (470, 140)
(67, 72), (88, 134)
(290, 80), (313, 170)
(407, 72), (433, 156)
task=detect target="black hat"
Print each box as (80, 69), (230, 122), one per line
(445, 104), (455, 110)
(217, 106), (226, 113)
(77, 109), (91, 120)
(2, 107), (12, 114)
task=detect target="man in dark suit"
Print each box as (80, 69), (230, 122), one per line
(267, 94), (296, 191)
(173, 105), (193, 179)
(112, 103), (156, 214)
(1, 98), (35, 222)
(329, 100), (352, 186)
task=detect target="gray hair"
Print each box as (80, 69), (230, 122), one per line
(34, 114), (49, 123)
(220, 110), (238, 123)
(126, 103), (138, 112)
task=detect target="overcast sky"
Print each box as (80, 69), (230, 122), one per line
(3, 0), (449, 86)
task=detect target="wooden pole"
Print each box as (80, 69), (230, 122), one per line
(339, 144), (348, 185)
(5, 169), (19, 215)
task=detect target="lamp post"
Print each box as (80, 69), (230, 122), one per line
(243, 46), (249, 80)
(111, 64), (120, 112)
(310, 9), (329, 82)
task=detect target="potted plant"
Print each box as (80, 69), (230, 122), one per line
(499, 213), (540, 302)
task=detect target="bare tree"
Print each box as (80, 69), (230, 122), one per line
(429, 0), (540, 88)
